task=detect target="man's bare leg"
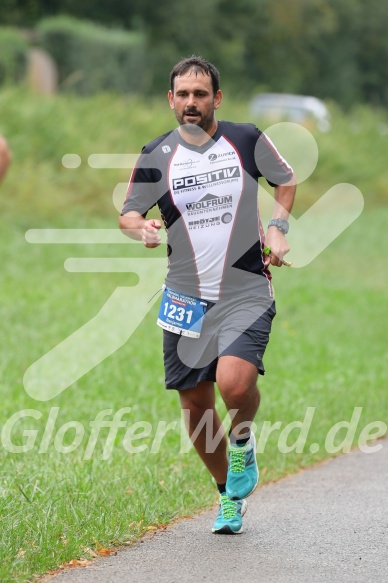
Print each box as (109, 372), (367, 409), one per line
(216, 355), (260, 438)
(216, 355), (260, 500)
(178, 381), (228, 485)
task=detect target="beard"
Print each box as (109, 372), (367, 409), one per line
(175, 106), (215, 134)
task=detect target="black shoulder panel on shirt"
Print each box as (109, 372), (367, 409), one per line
(217, 121), (261, 180)
(218, 121), (293, 186)
(141, 130), (176, 154)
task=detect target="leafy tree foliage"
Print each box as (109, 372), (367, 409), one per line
(0, 0), (387, 105)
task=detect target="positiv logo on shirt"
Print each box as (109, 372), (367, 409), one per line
(172, 166), (240, 191)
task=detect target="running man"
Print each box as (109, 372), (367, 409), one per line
(119, 56), (296, 534)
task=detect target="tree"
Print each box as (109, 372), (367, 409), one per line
(1, 0), (388, 105)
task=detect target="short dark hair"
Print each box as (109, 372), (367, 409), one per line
(170, 55), (220, 95)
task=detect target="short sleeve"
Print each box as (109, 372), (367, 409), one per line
(121, 147), (162, 217)
(255, 130), (294, 187)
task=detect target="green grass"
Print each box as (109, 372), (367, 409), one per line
(0, 89), (387, 581)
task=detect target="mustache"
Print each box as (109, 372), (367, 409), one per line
(184, 108), (201, 116)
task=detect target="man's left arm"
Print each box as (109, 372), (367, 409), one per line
(264, 178), (296, 267)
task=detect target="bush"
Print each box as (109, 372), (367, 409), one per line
(0, 27), (28, 85)
(37, 16), (147, 95)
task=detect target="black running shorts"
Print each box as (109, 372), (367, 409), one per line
(163, 293), (276, 390)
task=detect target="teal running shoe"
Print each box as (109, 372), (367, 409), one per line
(212, 493), (247, 534)
(226, 433), (259, 500)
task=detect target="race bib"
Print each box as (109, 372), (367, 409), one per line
(157, 287), (208, 338)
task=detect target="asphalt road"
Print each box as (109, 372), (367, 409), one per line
(51, 442), (388, 583)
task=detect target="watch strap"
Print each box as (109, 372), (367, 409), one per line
(268, 218), (289, 234)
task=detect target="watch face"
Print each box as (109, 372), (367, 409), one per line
(269, 219), (289, 234)
(279, 219), (289, 234)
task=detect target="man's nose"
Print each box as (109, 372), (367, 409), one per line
(186, 93), (196, 107)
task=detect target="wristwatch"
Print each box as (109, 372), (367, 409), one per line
(268, 218), (289, 234)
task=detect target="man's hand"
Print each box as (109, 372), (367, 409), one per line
(263, 227), (290, 267)
(142, 219), (162, 248)
(119, 212), (162, 247)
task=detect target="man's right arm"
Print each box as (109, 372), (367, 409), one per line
(0, 136), (11, 182)
(119, 211), (161, 248)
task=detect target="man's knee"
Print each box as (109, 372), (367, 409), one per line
(221, 382), (260, 410)
(180, 396), (208, 418)
(216, 359), (259, 407)
(179, 382), (215, 419)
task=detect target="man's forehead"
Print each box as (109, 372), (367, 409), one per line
(174, 69), (212, 90)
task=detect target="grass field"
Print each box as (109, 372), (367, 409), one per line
(0, 89), (387, 582)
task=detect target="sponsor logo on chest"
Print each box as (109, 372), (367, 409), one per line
(186, 193), (232, 210)
(172, 166), (240, 191)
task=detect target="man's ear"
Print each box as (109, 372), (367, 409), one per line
(214, 90), (223, 110)
(168, 90), (175, 110)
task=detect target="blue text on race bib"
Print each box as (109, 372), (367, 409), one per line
(157, 287), (207, 338)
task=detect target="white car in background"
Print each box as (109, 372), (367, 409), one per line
(250, 93), (331, 132)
